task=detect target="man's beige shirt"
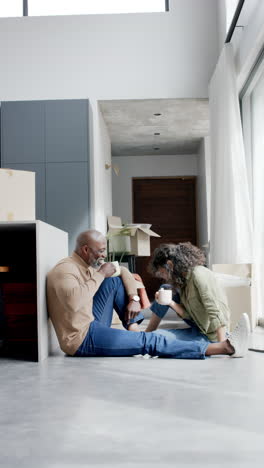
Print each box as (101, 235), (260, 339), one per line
(46, 252), (137, 355)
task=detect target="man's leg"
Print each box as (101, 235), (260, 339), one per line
(75, 319), (235, 359)
(92, 277), (144, 329)
(75, 311), (247, 359)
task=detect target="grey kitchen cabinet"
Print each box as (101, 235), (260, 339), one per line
(0, 99), (90, 250)
(1, 101), (45, 164)
(45, 100), (88, 162)
(46, 162), (89, 252)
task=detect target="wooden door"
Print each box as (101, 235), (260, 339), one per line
(133, 177), (197, 299)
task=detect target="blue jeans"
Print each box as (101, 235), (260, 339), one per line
(150, 284), (211, 349)
(75, 277), (209, 359)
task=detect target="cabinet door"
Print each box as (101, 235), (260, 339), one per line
(45, 100), (88, 163)
(1, 101), (45, 164)
(3, 163), (46, 222)
(46, 162), (89, 252)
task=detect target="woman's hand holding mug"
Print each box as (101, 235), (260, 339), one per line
(156, 288), (172, 305)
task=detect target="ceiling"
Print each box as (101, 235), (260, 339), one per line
(99, 98), (209, 157)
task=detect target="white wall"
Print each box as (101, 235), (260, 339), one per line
(196, 137), (211, 251)
(0, 1), (219, 231)
(0, 2), (219, 100)
(112, 154), (198, 223)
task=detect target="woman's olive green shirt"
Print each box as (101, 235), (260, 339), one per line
(180, 266), (230, 342)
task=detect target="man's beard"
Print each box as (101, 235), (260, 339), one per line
(93, 258), (105, 269)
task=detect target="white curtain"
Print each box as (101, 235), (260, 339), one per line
(209, 44), (253, 265)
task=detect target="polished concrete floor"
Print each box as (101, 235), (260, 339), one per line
(1, 311), (264, 468)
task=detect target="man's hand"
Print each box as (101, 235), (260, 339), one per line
(98, 262), (116, 278)
(125, 299), (141, 322)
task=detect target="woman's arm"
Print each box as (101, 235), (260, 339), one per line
(168, 300), (186, 318)
(145, 313), (162, 332)
(192, 268), (229, 334)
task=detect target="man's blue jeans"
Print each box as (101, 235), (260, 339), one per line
(75, 277), (209, 359)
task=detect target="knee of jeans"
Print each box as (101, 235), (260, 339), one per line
(150, 301), (169, 319)
(103, 276), (123, 289)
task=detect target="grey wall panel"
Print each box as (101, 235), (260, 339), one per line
(45, 100), (88, 163)
(4, 163), (46, 221)
(1, 101), (45, 164)
(46, 162), (89, 252)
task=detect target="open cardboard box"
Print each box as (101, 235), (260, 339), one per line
(107, 216), (160, 256)
(0, 168), (35, 221)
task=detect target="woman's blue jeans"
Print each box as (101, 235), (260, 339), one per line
(150, 284), (211, 350)
(75, 277), (209, 359)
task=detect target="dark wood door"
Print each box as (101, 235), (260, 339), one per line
(133, 177), (197, 299)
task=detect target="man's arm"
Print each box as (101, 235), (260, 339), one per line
(51, 264), (105, 309)
(120, 266), (141, 321)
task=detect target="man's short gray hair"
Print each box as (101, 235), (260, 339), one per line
(75, 230), (105, 250)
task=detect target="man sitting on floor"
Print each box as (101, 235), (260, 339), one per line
(47, 229), (250, 359)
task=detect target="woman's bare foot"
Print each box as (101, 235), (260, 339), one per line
(128, 323), (140, 332)
(205, 340), (234, 356)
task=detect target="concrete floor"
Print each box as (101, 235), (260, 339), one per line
(1, 311), (264, 468)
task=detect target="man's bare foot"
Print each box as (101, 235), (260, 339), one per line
(128, 323), (140, 332)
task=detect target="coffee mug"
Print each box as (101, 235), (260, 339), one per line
(157, 287), (172, 305)
(110, 261), (121, 277)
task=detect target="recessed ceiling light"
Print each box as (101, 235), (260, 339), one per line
(153, 113), (162, 116)
(154, 132), (160, 135)
(154, 147), (160, 150)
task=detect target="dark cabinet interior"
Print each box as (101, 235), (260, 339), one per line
(0, 224), (38, 361)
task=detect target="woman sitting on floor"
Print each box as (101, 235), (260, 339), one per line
(145, 242), (250, 357)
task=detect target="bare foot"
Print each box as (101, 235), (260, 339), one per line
(226, 339), (235, 355)
(128, 323), (140, 332)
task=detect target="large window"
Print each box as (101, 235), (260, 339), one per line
(241, 52), (264, 322)
(0, 1), (168, 18)
(225, 0), (239, 33)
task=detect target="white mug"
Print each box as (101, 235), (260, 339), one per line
(157, 288), (172, 305)
(110, 261), (121, 277)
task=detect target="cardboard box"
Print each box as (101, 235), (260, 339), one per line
(0, 168), (35, 221)
(107, 216), (160, 257)
(212, 264), (252, 331)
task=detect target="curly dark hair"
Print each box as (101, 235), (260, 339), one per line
(148, 242), (206, 287)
